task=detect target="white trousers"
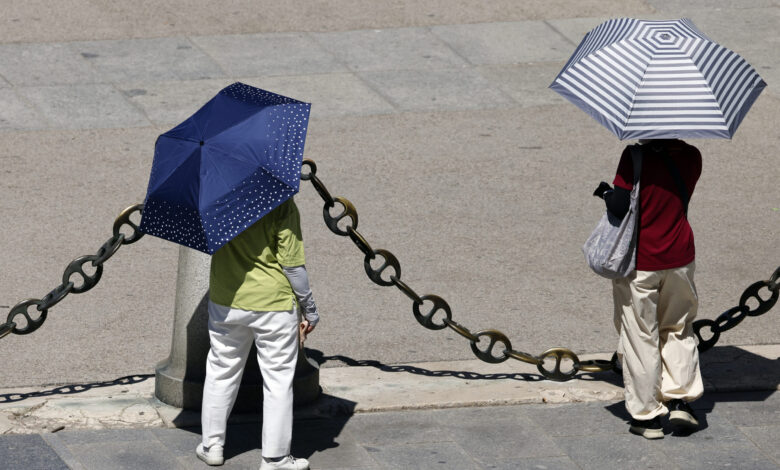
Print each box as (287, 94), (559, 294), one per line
(201, 300), (299, 458)
(612, 261), (703, 420)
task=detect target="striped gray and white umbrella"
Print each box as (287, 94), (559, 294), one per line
(550, 18), (766, 140)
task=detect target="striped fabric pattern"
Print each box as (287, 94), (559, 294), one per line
(551, 18), (766, 140)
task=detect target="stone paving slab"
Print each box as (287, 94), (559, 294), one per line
(647, 0), (779, 8)
(553, 434), (670, 470)
(358, 68), (515, 112)
(0, 88), (46, 130)
(191, 33), (348, 77)
(240, 74), (397, 118)
(0, 434), (70, 470)
(367, 441), (481, 469)
(117, 78), (235, 126)
(674, 7), (780, 50)
(0, 1), (654, 43)
(431, 21), (576, 64)
(0, 13), (775, 133)
(16, 84), (151, 129)
(0, 43), (103, 87)
(476, 63), (568, 107)
(39, 432), (88, 470)
(73, 38), (225, 83)
(741, 425), (780, 464)
(310, 27), (470, 73)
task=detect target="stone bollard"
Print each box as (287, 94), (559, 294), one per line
(155, 246), (321, 411)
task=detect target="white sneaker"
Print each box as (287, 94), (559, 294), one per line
(196, 443), (224, 466)
(259, 455), (310, 470)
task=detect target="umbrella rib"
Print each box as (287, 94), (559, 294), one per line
(625, 47), (723, 130)
(198, 148), (293, 212)
(160, 132), (201, 144)
(199, 150), (260, 209)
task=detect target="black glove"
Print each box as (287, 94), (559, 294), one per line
(593, 181), (612, 199)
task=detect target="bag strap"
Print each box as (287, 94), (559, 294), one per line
(629, 144), (643, 185)
(661, 152), (690, 217)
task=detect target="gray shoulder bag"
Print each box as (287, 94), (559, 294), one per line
(582, 144), (643, 279)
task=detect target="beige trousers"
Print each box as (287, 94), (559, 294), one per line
(612, 261), (703, 420)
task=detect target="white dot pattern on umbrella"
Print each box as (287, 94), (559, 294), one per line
(551, 18), (766, 140)
(141, 198), (210, 252)
(139, 82), (311, 254)
(201, 169), (297, 252)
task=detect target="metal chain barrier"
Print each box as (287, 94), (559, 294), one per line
(301, 158), (780, 381)
(693, 266), (780, 352)
(0, 204), (144, 340)
(1, 161), (777, 383)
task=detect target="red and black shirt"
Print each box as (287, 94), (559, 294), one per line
(613, 140), (702, 271)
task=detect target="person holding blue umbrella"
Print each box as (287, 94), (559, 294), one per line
(139, 83), (319, 468)
(551, 18), (766, 439)
(197, 197), (319, 469)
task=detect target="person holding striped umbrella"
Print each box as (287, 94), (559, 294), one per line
(551, 18), (766, 439)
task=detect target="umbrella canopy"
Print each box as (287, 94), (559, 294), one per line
(550, 18), (766, 140)
(139, 82), (311, 254)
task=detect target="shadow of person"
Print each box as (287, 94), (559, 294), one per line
(602, 344), (777, 436)
(214, 393), (357, 460)
(604, 400), (713, 435)
(168, 392), (357, 461)
(290, 413), (353, 459)
(575, 368), (624, 387)
(699, 344), (779, 393)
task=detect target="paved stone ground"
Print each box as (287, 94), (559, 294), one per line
(0, 344), (777, 468)
(0, 0), (777, 389)
(0, 2), (778, 468)
(0, 390), (778, 469)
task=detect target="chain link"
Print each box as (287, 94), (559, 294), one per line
(364, 249), (400, 287)
(324, 197), (358, 236)
(0, 204), (144, 340)
(301, 158), (779, 381)
(536, 348), (581, 381)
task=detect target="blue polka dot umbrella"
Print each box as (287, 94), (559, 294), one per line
(139, 82), (311, 254)
(550, 18), (766, 140)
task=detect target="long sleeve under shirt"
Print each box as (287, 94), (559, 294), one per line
(282, 265), (319, 326)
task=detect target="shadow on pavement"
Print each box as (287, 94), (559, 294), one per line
(307, 349), (547, 381)
(291, 414), (354, 460)
(0, 374), (154, 404)
(172, 416), (354, 461)
(603, 345), (777, 435)
(164, 394), (356, 461)
(3, 344), (771, 406)
(699, 344), (780, 392)
(308, 344), (779, 392)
